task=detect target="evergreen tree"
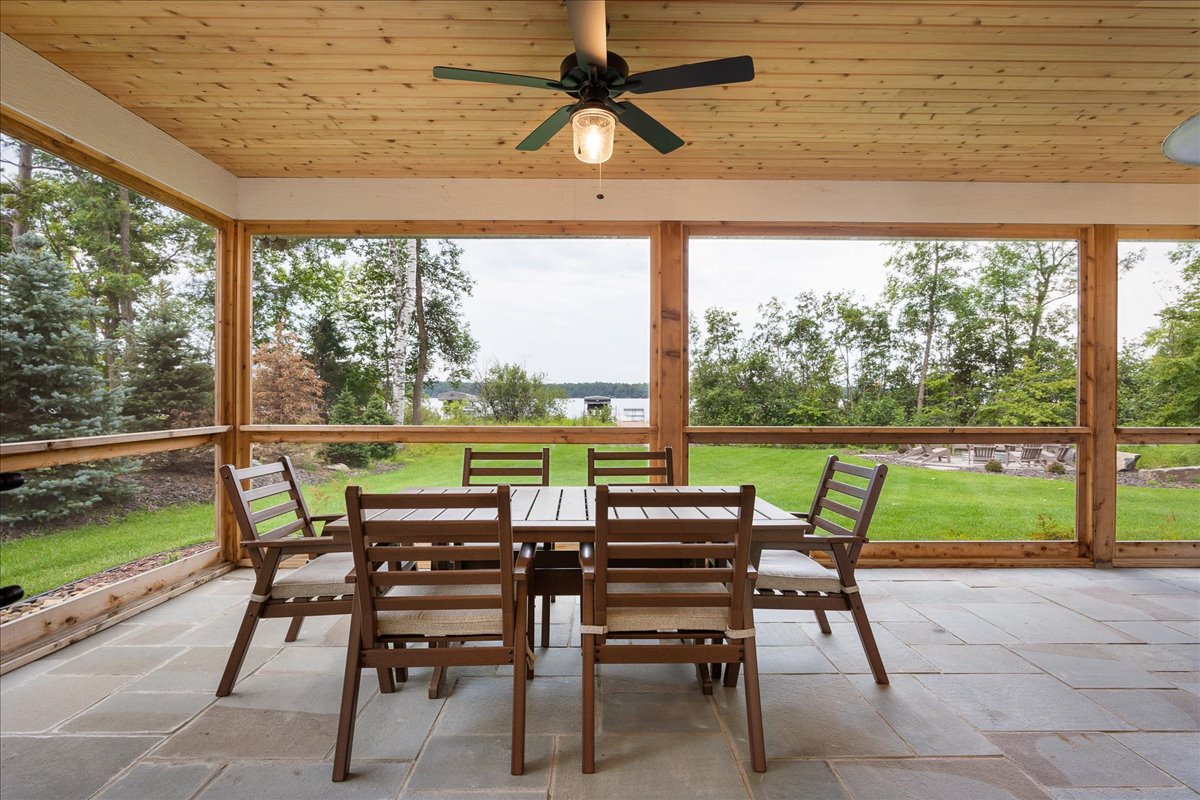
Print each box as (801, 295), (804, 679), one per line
(0, 235), (133, 523)
(253, 323), (326, 424)
(124, 289), (214, 430)
(321, 389), (395, 466)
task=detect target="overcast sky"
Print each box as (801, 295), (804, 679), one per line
(453, 238), (1184, 383)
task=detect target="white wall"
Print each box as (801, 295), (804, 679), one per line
(3, 34), (1197, 226)
(236, 177), (1200, 224)
(0, 34), (238, 218)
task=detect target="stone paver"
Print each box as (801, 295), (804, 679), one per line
(0, 567), (1196, 800)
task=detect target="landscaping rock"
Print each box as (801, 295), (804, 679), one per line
(1139, 466), (1200, 483)
(329, 463), (351, 472)
(1117, 452), (1142, 472)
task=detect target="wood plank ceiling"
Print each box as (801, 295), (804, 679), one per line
(2, 0), (1198, 181)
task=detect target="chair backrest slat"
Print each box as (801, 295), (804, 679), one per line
(462, 448), (550, 486)
(219, 456), (319, 566)
(803, 455), (888, 562)
(345, 486), (515, 647)
(587, 447), (675, 486)
(593, 485), (756, 633)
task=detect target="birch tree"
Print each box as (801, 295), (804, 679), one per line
(391, 238), (418, 421)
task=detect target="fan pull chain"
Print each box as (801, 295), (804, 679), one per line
(596, 161), (605, 200)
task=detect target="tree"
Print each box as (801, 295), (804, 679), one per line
(884, 241), (971, 411)
(123, 289), (215, 430)
(0, 235), (133, 523)
(476, 362), (564, 422)
(253, 324), (326, 424)
(1140, 242), (1200, 426)
(321, 389), (396, 466)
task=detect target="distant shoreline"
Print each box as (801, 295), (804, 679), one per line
(426, 381), (650, 400)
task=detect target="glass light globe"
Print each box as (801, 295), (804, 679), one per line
(571, 107), (616, 164)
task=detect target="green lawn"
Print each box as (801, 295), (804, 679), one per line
(2, 443), (1196, 597)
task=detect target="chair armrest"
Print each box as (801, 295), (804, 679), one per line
(746, 563), (759, 584)
(513, 543), (537, 582)
(578, 543), (595, 580)
(243, 538), (342, 553)
(311, 513), (343, 523)
(789, 511), (810, 520)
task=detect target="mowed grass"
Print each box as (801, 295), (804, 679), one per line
(2, 443), (1196, 597)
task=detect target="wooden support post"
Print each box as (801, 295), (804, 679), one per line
(650, 222), (688, 483)
(1080, 224), (1119, 565)
(215, 221), (253, 563)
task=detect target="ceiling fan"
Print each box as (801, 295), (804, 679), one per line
(432, 0), (755, 164)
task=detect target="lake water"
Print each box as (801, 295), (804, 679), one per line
(426, 397), (649, 422)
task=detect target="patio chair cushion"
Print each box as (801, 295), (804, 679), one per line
(602, 582), (732, 633)
(271, 552), (354, 598)
(378, 584), (503, 637)
(755, 550), (845, 593)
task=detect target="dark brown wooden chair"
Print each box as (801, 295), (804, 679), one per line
(587, 446), (675, 486)
(462, 447), (557, 648)
(748, 455), (890, 685)
(333, 486), (532, 780)
(216, 456), (392, 697)
(580, 485), (766, 774)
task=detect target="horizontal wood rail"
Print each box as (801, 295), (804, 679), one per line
(1114, 540), (1200, 568)
(242, 220), (654, 237)
(0, 107), (231, 228)
(1116, 225), (1200, 241)
(686, 426), (1087, 445)
(1115, 428), (1200, 445)
(244, 425), (654, 444)
(853, 540), (1085, 568)
(0, 426), (229, 471)
(685, 222), (1087, 240)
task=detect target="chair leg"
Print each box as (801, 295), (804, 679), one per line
(540, 594), (551, 649)
(284, 615), (305, 643)
(582, 634), (596, 774)
(694, 640), (713, 695)
(847, 593), (889, 685)
(526, 594), (536, 656)
(722, 659), (741, 688)
(394, 642), (408, 683)
(377, 650), (396, 695)
(216, 600), (264, 697)
(332, 613), (365, 782)
(512, 602), (529, 775)
(710, 638), (723, 681)
(813, 609), (833, 635)
(741, 639), (768, 773)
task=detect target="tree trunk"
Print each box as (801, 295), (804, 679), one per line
(391, 238), (417, 422)
(916, 242), (941, 411)
(411, 243), (429, 425)
(117, 186), (136, 371)
(10, 142), (33, 239)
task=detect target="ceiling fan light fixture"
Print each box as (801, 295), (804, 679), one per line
(571, 106), (616, 164)
(1162, 112), (1200, 166)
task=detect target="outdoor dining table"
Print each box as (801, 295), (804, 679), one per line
(321, 485), (813, 546)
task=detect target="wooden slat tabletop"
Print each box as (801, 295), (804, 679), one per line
(323, 486), (811, 544)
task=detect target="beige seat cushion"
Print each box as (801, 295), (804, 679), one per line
(271, 552), (354, 599)
(378, 584), (504, 637)
(755, 550), (845, 593)
(603, 582), (731, 633)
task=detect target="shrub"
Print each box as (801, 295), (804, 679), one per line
(984, 459), (1004, 473)
(1046, 461), (1066, 475)
(321, 390), (396, 467)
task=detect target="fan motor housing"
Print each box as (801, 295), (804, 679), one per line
(559, 51), (630, 97)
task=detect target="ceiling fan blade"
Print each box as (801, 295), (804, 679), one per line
(566, 0), (607, 71)
(614, 101), (684, 154)
(628, 55), (755, 94)
(433, 66), (562, 91)
(516, 105), (575, 151)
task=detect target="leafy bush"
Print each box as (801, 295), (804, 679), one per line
(984, 459), (1004, 473)
(1046, 461), (1067, 475)
(475, 362), (564, 422)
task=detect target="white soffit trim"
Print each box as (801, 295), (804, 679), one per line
(0, 34), (237, 218)
(237, 178), (1200, 225)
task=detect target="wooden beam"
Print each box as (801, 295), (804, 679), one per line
(1114, 540), (1200, 568)
(1087, 224), (1120, 566)
(1116, 428), (1200, 445)
(0, 106), (230, 227)
(242, 220), (655, 237)
(0, 547), (228, 673)
(1117, 225), (1200, 241)
(1076, 226), (1096, 561)
(214, 221), (253, 563)
(687, 427), (1084, 445)
(853, 540), (1084, 568)
(243, 425), (653, 444)
(651, 222), (688, 483)
(686, 222), (1086, 239)
(0, 427), (226, 471)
